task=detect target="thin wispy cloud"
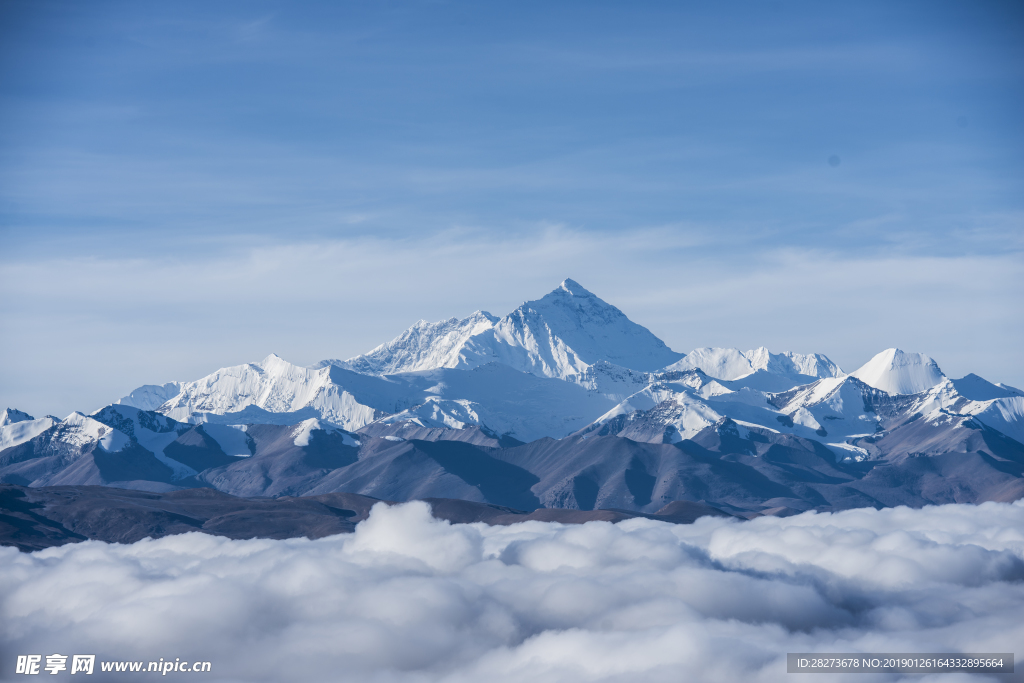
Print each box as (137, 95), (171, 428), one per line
(2, 226), (1021, 416)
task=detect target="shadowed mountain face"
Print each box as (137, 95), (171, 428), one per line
(4, 412), (1021, 519)
(0, 485), (734, 552)
(0, 431), (175, 488)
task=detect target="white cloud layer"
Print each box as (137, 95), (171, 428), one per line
(2, 501), (1023, 682)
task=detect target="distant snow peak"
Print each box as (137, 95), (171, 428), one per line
(604, 389), (721, 443)
(903, 377), (1024, 445)
(59, 412), (130, 452)
(343, 310), (498, 375)
(0, 412), (58, 450)
(372, 398), (480, 432)
(664, 347), (842, 385)
(341, 279), (683, 381)
(665, 348), (752, 380)
(150, 355), (383, 431)
(484, 278), (684, 376)
(557, 278), (591, 296)
(851, 348), (945, 395)
(765, 375), (895, 440)
(745, 347), (842, 379)
(261, 352), (289, 369)
(951, 373), (1024, 402)
(115, 382), (183, 412)
(1, 408), (34, 427)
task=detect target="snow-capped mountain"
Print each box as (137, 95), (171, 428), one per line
(334, 310), (499, 375)
(0, 411), (139, 487)
(950, 374), (1024, 402)
(663, 347), (841, 383)
(0, 410), (59, 451)
(118, 352), (620, 443)
(573, 370), (887, 447)
(4, 278), (1024, 516)
(342, 279), (684, 382)
(584, 383), (723, 444)
(147, 354), (412, 431)
(967, 396), (1024, 445)
(662, 347), (843, 392)
(891, 377), (1024, 446)
(360, 363), (617, 443)
(765, 375), (898, 440)
(103, 280), (1021, 455)
(0, 404), (362, 489)
(2, 408), (34, 426)
(851, 348), (945, 395)
(470, 278), (685, 377)
(115, 382), (183, 411)
(745, 347), (842, 379)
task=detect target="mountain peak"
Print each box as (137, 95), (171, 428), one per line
(951, 373), (1024, 401)
(851, 348), (945, 395)
(343, 311), (500, 375)
(2, 408), (34, 427)
(490, 279), (683, 375)
(344, 279), (684, 380)
(556, 278), (593, 297)
(260, 353), (298, 373)
(469, 310), (499, 323)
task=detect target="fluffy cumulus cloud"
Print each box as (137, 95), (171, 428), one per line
(2, 501), (1023, 682)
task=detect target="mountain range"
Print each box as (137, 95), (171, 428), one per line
(2, 279), (1023, 523)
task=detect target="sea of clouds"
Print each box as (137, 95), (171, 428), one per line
(2, 500), (1023, 683)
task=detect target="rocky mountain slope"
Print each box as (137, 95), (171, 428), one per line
(0, 484), (732, 552)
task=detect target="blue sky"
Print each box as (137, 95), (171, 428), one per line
(1, 0), (1022, 416)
